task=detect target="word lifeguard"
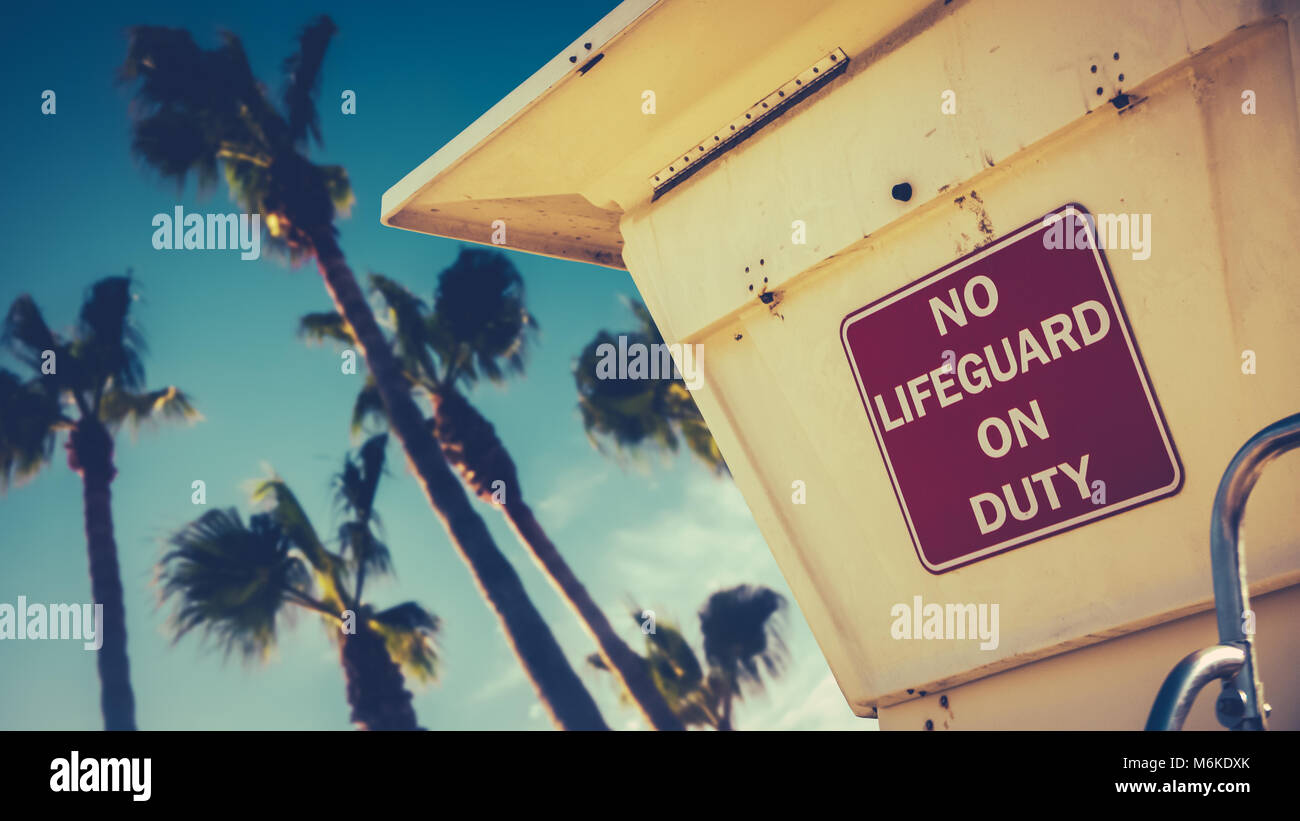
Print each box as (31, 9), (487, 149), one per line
(869, 275), (1111, 430)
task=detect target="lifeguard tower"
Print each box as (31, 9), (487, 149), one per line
(382, 0), (1300, 729)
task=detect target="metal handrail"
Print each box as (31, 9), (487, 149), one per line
(1145, 645), (1245, 731)
(1146, 412), (1300, 730)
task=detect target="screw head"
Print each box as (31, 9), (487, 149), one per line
(1216, 689), (1247, 724)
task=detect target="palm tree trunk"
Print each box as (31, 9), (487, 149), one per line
(431, 389), (685, 731)
(504, 498), (686, 731)
(339, 625), (421, 730)
(67, 419), (136, 731)
(717, 688), (734, 731)
(309, 229), (607, 731)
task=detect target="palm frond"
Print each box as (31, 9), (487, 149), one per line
(699, 584), (788, 700)
(574, 301), (727, 475)
(666, 383), (728, 475)
(157, 509), (312, 662)
(99, 384), (200, 433)
(319, 164), (354, 218)
(121, 26), (210, 107)
(350, 376), (387, 438)
(334, 433), (386, 520)
(221, 153), (272, 215)
(282, 16), (337, 147)
(2, 295), (65, 373)
(431, 248), (536, 388)
(370, 601), (440, 682)
(0, 369), (64, 491)
(73, 276), (146, 396)
(128, 107), (224, 193)
(368, 273), (437, 383)
(297, 310), (355, 346)
(638, 617), (717, 728)
(333, 433), (390, 585)
(337, 521), (391, 581)
(215, 30), (286, 148)
(574, 331), (681, 459)
(250, 476), (340, 594)
(122, 25), (271, 172)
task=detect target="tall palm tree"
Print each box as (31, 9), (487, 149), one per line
(120, 17), (606, 729)
(0, 275), (198, 730)
(158, 435), (438, 730)
(588, 585), (787, 730)
(574, 298), (726, 475)
(300, 250), (684, 730)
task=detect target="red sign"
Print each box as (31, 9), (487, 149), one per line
(841, 204), (1181, 573)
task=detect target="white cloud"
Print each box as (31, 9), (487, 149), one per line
(468, 662), (527, 704)
(750, 670), (877, 731)
(533, 466), (612, 529)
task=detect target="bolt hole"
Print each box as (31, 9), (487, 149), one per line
(1090, 64), (1097, 73)
(1113, 51), (1120, 60)
(762, 102), (769, 108)
(1096, 87), (1103, 95)
(1118, 73), (1125, 82)
(584, 42), (592, 50)
(939, 695), (949, 708)
(830, 54), (837, 61)
(759, 259), (765, 265)
(748, 284), (753, 291)
(569, 55), (577, 63)
(714, 136), (720, 141)
(778, 91), (785, 97)
(813, 67), (819, 73)
(730, 125), (736, 131)
(669, 166), (674, 172)
(795, 79), (802, 86)
(745, 113), (752, 119)
(744, 267), (749, 273)
(924, 720), (934, 731)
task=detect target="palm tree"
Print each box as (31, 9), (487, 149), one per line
(0, 275), (198, 730)
(158, 435), (438, 730)
(574, 298), (726, 475)
(300, 250), (685, 730)
(588, 585), (787, 730)
(120, 17), (606, 729)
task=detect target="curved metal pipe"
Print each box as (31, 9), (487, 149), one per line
(1145, 644), (1245, 730)
(1207, 412), (1300, 729)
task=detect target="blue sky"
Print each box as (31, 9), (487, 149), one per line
(0, 0), (872, 730)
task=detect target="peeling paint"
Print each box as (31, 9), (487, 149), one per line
(955, 189), (995, 247)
